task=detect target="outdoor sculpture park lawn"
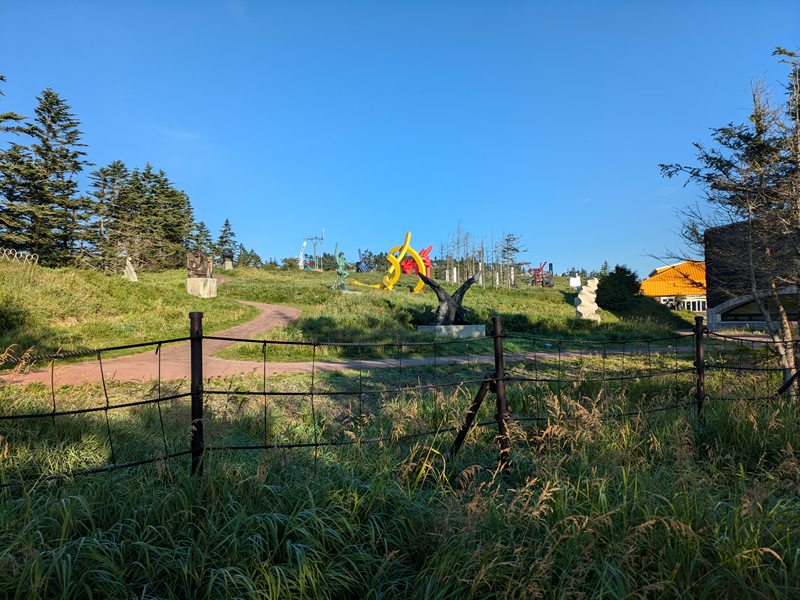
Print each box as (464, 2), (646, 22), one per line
(2, 263), (695, 368)
(217, 268), (694, 362)
(0, 261), (256, 366)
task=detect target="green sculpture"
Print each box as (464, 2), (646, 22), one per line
(331, 243), (354, 291)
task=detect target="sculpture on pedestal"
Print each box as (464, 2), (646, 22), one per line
(221, 248), (234, 271)
(419, 273), (480, 326)
(185, 251), (217, 298)
(187, 251), (213, 278)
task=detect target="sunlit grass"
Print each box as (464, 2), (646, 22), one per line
(218, 268), (693, 362)
(0, 261), (257, 365)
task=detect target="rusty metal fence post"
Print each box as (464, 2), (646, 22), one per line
(694, 315), (705, 421)
(190, 311), (204, 475)
(492, 316), (511, 471)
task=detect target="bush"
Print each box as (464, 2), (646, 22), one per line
(596, 264), (640, 311)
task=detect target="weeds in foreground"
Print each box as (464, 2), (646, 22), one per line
(1, 356), (799, 598)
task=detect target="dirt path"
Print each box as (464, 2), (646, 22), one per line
(4, 301), (301, 386)
(5, 311), (696, 386)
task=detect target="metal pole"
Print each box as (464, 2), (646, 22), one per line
(492, 316), (511, 470)
(190, 311), (204, 475)
(695, 315), (705, 421)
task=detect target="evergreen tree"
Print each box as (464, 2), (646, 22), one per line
(596, 265), (640, 311)
(192, 221), (212, 253)
(215, 219), (237, 261)
(0, 143), (39, 251)
(24, 89), (92, 265)
(236, 243), (263, 267)
(500, 232), (526, 265)
(87, 160), (131, 269)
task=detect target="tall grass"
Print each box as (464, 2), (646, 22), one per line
(1, 349), (799, 598)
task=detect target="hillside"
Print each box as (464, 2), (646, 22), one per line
(0, 261), (257, 362)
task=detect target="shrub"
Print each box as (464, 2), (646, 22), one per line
(596, 264), (640, 311)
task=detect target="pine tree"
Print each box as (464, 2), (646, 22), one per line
(215, 219), (237, 261)
(24, 89), (92, 265)
(0, 79), (36, 254)
(0, 143), (39, 251)
(235, 243), (263, 267)
(596, 265), (640, 311)
(0, 75), (26, 134)
(192, 221), (212, 253)
(87, 160), (131, 269)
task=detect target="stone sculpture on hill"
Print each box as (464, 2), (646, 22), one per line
(574, 277), (601, 323)
(187, 251), (213, 278)
(185, 251), (217, 298)
(122, 257), (138, 282)
(221, 248), (234, 271)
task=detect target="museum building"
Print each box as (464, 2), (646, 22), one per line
(638, 260), (707, 312)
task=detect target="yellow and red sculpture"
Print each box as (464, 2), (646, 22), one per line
(353, 232), (428, 293)
(400, 245), (432, 278)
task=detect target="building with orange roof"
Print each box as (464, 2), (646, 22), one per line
(639, 260), (707, 312)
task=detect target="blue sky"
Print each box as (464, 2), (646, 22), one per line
(3, 1), (799, 276)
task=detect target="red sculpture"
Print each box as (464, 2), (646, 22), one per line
(400, 245), (433, 277)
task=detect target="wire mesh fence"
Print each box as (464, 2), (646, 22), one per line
(0, 315), (796, 488)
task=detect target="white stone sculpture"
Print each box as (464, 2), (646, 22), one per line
(122, 257), (138, 282)
(574, 277), (601, 322)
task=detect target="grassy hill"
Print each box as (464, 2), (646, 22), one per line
(0, 261), (257, 362)
(218, 267), (697, 361)
(2, 261), (698, 364)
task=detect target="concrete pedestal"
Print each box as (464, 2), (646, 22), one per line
(222, 259), (234, 271)
(186, 277), (218, 298)
(417, 325), (486, 339)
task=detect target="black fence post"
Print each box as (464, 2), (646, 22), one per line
(450, 374), (492, 458)
(492, 316), (511, 471)
(695, 315), (705, 421)
(190, 311), (204, 475)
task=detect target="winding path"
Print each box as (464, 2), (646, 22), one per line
(4, 301), (301, 386)
(4, 298), (704, 387)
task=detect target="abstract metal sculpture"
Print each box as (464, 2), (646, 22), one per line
(400, 245), (433, 277)
(1, 248), (39, 265)
(353, 232), (427, 292)
(419, 272), (480, 326)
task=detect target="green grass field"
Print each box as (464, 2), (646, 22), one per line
(0, 261), (257, 364)
(216, 267), (698, 362)
(3, 262), (793, 599)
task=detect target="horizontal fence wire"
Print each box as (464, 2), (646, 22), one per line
(0, 450), (195, 489)
(203, 334), (499, 347)
(0, 338), (190, 365)
(0, 392), (191, 421)
(1, 323), (797, 489)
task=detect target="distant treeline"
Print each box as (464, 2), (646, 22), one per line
(0, 78), (261, 271)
